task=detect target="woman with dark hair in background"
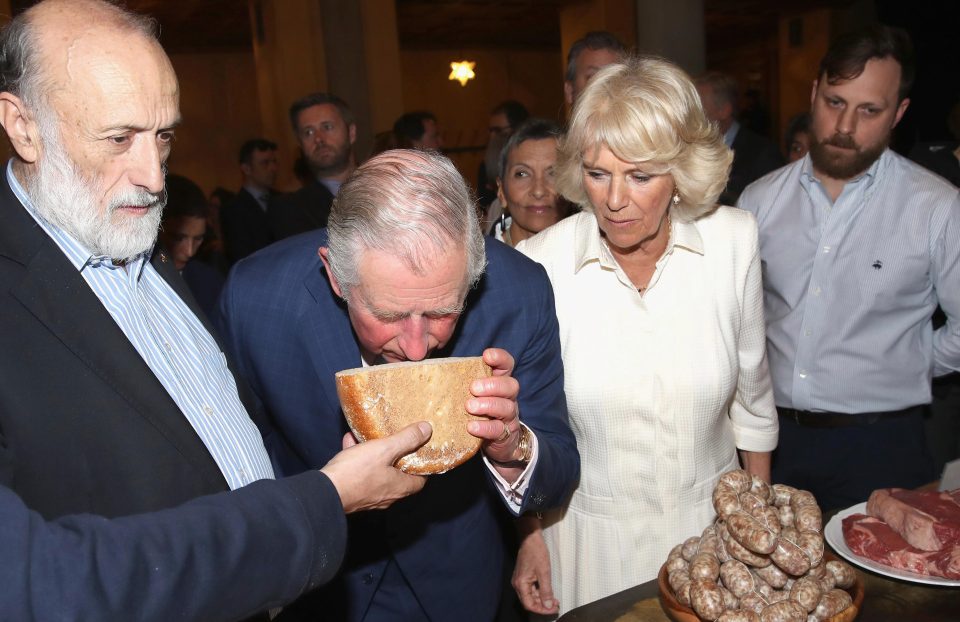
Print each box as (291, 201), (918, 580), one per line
(784, 112), (812, 162)
(160, 175), (225, 320)
(493, 118), (571, 247)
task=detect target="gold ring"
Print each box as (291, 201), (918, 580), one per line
(496, 423), (511, 443)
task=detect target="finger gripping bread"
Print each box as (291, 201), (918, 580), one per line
(335, 356), (492, 475)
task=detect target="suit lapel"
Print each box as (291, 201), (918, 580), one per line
(302, 255), (361, 417)
(2, 182), (227, 491)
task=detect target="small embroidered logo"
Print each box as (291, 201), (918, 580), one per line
(872, 260), (882, 270)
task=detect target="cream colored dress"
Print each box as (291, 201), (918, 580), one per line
(516, 208), (778, 614)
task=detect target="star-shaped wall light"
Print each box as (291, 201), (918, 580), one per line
(449, 60), (476, 87)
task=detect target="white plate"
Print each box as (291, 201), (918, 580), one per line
(824, 502), (960, 586)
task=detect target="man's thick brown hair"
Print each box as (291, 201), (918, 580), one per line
(819, 24), (915, 103)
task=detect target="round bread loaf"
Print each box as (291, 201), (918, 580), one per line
(335, 356), (492, 475)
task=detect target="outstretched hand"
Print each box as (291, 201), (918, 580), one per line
(321, 422), (432, 513)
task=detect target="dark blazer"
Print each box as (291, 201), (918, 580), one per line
(218, 230), (580, 622)
(1, 471), (346, 621)
(221, 187), (274, 265)
(0, 171), (260, 520)
(267, 180), (334, 241)
(181, 257), (226, 322)
(722, 125), (785, 205)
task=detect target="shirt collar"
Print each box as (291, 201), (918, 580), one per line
(6, 161), (150, 277)
(723, 120), (740, 148)
(799, 148), (889, 196)
(572, 210), (704, 274)
(319, 177), (341, 196)
(243, 183), (269, 200)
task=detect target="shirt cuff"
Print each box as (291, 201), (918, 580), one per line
(483, 423), (540, 512)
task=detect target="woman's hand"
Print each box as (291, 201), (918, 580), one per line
(739, 449), (772, 483)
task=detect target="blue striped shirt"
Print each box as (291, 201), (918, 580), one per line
(738, 150), (960, 413)
(8, 165), (274, 489)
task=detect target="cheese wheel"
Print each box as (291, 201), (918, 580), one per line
(335, 356), (492, 475)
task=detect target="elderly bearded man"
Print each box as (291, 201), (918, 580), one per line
(218, 149), (580, 622)
(0, 2), (433, 617)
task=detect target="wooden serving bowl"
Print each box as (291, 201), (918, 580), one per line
(658, 553), (864, 622)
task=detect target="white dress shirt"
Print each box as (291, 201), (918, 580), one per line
(517, 209), (778, 612)
(738, 150), (960, 413)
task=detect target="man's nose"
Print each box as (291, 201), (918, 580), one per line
(836, 107), (857, 136)
(128, 138), (165, 194)
(398, 317), (430, 362)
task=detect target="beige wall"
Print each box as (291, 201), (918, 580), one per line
(705, 29), (781, 143)
(778, 9), (832, 139)
(166, 45), (564, 194)
(166, 51), (265, 196)
(400, 48), (564, 185)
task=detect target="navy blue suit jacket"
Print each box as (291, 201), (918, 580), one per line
(0, 471), (346, 621)
(218, 231), (579, 621)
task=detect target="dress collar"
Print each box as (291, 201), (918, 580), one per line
(572, 210), (704, 274)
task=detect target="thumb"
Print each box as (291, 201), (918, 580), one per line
(540, 583), (557, 611)
(385, 421), (432, 462)
(539, 570), (557, 611)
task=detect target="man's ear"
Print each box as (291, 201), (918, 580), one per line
(892, 97), (910, 129)
(348, 123), (357, 146)
(563, 81), (574, 107)
(810, 79), (819, 108)
(0, 92), (40, 163)
(239, 162), (252, 178)
(318, 246), (344, 298)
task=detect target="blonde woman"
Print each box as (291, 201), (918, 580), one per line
(512, 56), (778, 615)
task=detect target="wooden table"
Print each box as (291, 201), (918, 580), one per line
(559, 566), (958, 621)
(560, 502), (959, 622)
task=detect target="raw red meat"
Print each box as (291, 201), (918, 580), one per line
(866, 488), (960, 551)
(842, 488), (960, 580)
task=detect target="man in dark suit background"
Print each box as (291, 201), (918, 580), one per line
(0, 1), (430, 617)
(219, 149), (580, 621)
(268, 92), (357, 240)
(221, 138), (278, 265)
(696, 71), (785, 205)
(392, 110), (442, 150)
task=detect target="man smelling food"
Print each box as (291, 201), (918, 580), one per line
(218, 149), (579, 621)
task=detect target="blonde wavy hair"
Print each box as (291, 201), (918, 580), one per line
(557, 56), (733, 221)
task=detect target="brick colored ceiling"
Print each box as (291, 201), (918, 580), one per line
(10, 0), (853, 53)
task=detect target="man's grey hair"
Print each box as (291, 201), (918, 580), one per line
(326, 149), (486, 301)
(565, 31), (626, 83)
(0, 0), (158, 114)
(694, 70), (739, 111)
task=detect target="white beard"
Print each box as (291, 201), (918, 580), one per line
(26, 130), (166, 264)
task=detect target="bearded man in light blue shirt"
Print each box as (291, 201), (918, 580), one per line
(738, 25), (960, 511)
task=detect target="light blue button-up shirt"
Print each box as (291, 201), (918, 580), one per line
(738, 150), (960, 413)
(8, 165), (274, 489)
